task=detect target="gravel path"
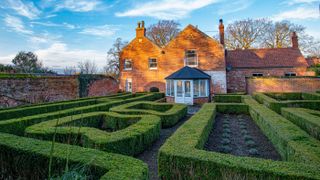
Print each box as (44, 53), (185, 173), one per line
(204, 113), (281, 160)
(136, 114), (192, 180)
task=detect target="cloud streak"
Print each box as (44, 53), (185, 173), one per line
(4, 0), (41, 19)
(272, 6), (319, 21)
(116, 0), (221, 19)
(80, 25), (119, 37)
(4, 15), (33, 35)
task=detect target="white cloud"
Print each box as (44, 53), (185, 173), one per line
(217, 0), (254, 15)
(272, 6), (319, 21)
(34, 42), (106, 68)
(0, 54), (15, 64)
(41, 0), (102, 12)
(116, 0), (221, 19)
(80, 25), (118, 37)
(283, 0), (319, 5)
(31, 21), (77, 29)
(4, 0), (41, 19)
(4, 15), (33, 35)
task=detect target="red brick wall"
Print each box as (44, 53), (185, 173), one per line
(165, 96), (209, 104)
(246, 77), (320, 94)
(88, 78), (119, 97)
(227, 67), (315, 92)
(120, 25), (226, 93)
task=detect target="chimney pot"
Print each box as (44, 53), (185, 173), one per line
(141, 21), (145, 28)
(136, 21), (146, 38)
(137, 22), (141, 28)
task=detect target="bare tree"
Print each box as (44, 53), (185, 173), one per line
(225, 18), (271, 49)
(78, 60), (98, 74)
(262, 21), (305, 48)
(63, 66), (77, 75)
(146, 20), (180, 47)
(104, 38), (128, 79)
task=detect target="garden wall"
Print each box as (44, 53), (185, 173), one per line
(0, 75), (119, 108)
(246, 77), (320, 94)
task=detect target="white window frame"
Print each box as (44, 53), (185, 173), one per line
(285, 72), (297, 77)
(149, 58), (158, 70)
(125, 78), (132, 92)
(184, 50), (198, 67)
(193, 79), (208, 98)
(252, 73), (263, 77)
(124, 59), (132, 71)
(166, 80), (174, 97)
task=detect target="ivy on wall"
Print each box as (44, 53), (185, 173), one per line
(78, 74), (109, 97)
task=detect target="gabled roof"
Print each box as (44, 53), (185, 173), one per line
(165, 66), (211, 80)
(226, 48), (308, 68)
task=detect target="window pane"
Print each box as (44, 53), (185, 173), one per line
(166, 80), (170, 96)
(193, 80), (199, 97)
(149, 58), (157, 69)
(124, 60), (132, 70)
(177, 80), (183, 97)
(185, 81), (191, 97)
(200, 80), (206, 97)
(170, 80), (174, 96)
(185, 50), (197, 66)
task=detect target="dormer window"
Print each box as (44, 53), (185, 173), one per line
(124, 59), (132, 70)
(149, 58), (157, 70)
(185, 50), (198, 67)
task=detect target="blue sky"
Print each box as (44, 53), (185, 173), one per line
(0, 0), (319, 71)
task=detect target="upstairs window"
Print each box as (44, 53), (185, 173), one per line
(252, 73), (263, 77)
(124, 59), (132, 70)
(185, 50), (198, 67)
(149, 58), (157, 69)
(285, 72), (296, 77)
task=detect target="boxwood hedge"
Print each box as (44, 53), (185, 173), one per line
(281, 108), (320, 140)
(253, 92), (320, 113)
(243, 96), (320, 165)
(0, 93), (164, 135)
(0, 132), (148, 180)
(158, 102), (320, 179)
(25, 112), (161, 156)
(110, 101), (187, 128)
(213, 94), (243, 103)
(0, 93), (132, 120)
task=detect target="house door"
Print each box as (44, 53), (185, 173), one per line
(126, 78), (132, 92)
(175, 80), (193, 105)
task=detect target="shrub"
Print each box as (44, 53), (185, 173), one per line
(214, 95), (243, 103)
(0, 132), (148, 179)
(0, 93), (164, 136)
(149, 87), (160, 92)
(110, 101), (187, 128)
(158, 103), (320, 179)
(281, 108), (320, 140)
(253, 92), (320, 114)
(25, 112), (161, 156)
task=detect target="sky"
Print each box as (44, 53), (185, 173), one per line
(0, 0), (319, 72)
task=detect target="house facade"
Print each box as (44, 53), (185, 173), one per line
(119, 20), (313, 104)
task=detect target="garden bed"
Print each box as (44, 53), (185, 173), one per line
(205, 113), (281, 160)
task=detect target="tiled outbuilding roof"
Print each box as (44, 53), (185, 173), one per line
(226, 48), (308, 68)
(165, 66), (211, 80)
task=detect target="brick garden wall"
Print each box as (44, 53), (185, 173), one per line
(0, 75), (118, 108)
(227, 67), (315, 92)
(246, 77), (320, 94)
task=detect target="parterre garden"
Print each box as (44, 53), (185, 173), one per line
(1, 91), (320, 179)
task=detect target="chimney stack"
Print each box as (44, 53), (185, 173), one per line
(219, 19), (225, 46)
(291, 31), (299, 49)
(136, 20), (146, 38)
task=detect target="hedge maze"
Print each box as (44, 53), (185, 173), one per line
(1, 91), (320, 179)
(159, 93), (320, 179)
(0, 92), (189, 179)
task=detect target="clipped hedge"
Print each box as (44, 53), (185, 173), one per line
(158, 103), (320, 179)
(0, 132), (148, 180)
(281, 108), (320, 140)
(253, 92), (320, 113)
(213, 94), (243, 103)
(25, 112), (161, 156)
(243, 96), (320, 166)
(0, 93), (164, 135)
(110, 101), (187, 128)
(0, 93), (132, 120)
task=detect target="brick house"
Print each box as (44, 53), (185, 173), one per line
(119, 20), (312, 104)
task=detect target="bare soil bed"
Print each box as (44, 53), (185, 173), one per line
(204, 113), (281, 160)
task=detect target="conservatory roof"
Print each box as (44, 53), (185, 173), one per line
(165, 66), (211, 80)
